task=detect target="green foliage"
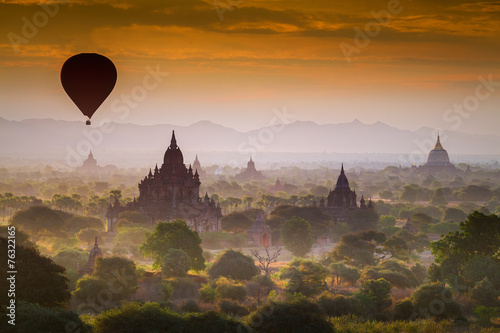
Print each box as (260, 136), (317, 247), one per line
(76, 228), (102, 245)
(0, 238), (70, 307)
(10, 206), (66, 240)
(199, 283), (216, 303)
(330, 230), (387, 268)
(361, 260), (419, 289)
(473, 306), (500, 326)
(410, 213), (434, 233)
(441, 207), (467, 223)
(279, 258), (328, 297)
(0, 225), (36, 247)
(462, 255), (500, 289)
(330, 316), (456, 332)
(346, 209), (379, 232)
(268, 205), (331, 239)
(52, 247), (88, 271)
(161, 281), (173, 301)
(170, 277), (199, 300)
(179, 299), (202, 313)
(379, 215), (397, 228)
(0, 301), (91, 333)
(221, 209), (256, 233)
(429, 221), (460, 235)
(400, 185), (418, 203)
(317, 292), (363, 317)
(140, 219), (205, 271)
(66, 215), (104, 234)
(94, 256), (139, 300)
(72, 276), (110, 310)
(113, 226), (148, 253)
(161, 248), (191, 278)
(393, 298), (414, 321)
(218, 299), (249, 316)
(208, 249), (260, 280)
(411, 263), (428, 285)
(470, 278), (499, 307)
(430, 188), (448, 206)
(246, 298), (334, 333)
(411, 283), (463, 320)
(214, 277), (247, 302)
(280, 216), (314, 257)
(359, 278), (392, 313)
(329, 262), (360, 286)
(117, 211), (150, 226)
(246, 274), (276, 305)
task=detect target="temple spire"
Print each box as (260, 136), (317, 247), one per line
(434, 132), (444, 150)
(341, 163), (345, 175)
(170, 130), (177, 149)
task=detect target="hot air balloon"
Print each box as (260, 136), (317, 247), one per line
(61, 53), (117, 125)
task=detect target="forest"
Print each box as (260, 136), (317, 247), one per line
(0, 163), (499, 332)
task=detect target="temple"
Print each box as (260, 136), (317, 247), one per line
(78, 236), (103, 275)
(321, 164), (373, 222)
(192, 154), (206, 177)
(246, 210), (272, 247)
(235, 157), (265, 181)
(106, 131), (222, 233)
(76, 150), (117, 174)
(412, 134), (459, 174)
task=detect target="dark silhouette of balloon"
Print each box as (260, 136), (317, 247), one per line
(61, 53), (117, 125)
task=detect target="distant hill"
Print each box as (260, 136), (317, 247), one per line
(1, 117), (499, 166)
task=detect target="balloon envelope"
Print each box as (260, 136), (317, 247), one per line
(61, 53), (117, 120)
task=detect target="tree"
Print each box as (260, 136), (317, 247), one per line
(379, 190), (393, 200)
(65, 216), (104, 234)
(410, 213), (434, 233)
(411, 283), (463, 320)
(400, 185), (418, 203)
(279, 258), (328, 297)
(360, 261), (419, 289)
(470, 278), (499, 307)
(0, 225), (35, 247)
(76, 228), (102, 246)
(431, 212), (500, 266)
(359, 278), (392, 313)
(346, 209), (379, 232)
(441, 208), (467, 223)
(114, 226), (149, 255)
(9, 206), (66, 240)
(208, 249), (260, 280)
(221, 210), (254, 233)
(251, 247), (281, 275)
(430, 188), (448, 206)
(280, 216), (314, 257)
(140, 219), (205, 270)
(268, 205), (331, 239)
(0, 238), (70, 307)
(242, 195), (254, 209)
(161, 249), (191, 278)
(246, 274), (276, 305)
(117, 211), (150, 226)
(329, 230), (386, 268)
(94, 257), (138, 300)
(52, 248), (88, 271)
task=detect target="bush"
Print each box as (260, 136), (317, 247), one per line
(473, 305), (500, 326)
(199, 283), (216, 303)
(411, 283), (463, 320)
(361, 261), (419, 289)
(214, 277), (246, 302)
(208, 249), (260, 281)
(246, 298), (334, 333)
(0, 301), (91, 333)
(51, 247), (88, 270)
(470, 277), (499, 307)
(218, 300), (249, 316)
(317, 292), (360, 317)
(161, 248), (191, 278)
(393, 298), (414, 321)
(170, 277), (199, 300)
(179, 299), (202, 313)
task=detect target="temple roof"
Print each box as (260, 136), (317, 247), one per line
(335, 163), (350, 188)
(163, 130), (184, 165)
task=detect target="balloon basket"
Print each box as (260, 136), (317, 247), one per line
(86, 120), (91, 125)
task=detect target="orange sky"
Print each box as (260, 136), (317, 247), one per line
(0, 0), (499, 134)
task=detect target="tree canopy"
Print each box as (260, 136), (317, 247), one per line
(208, 249), (260, 280)
(280, 216), (314, 257)
(140, 219), (205, 270)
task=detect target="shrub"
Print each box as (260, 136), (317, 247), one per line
(218, 300), (249, 316)
(470, 277), (499, 307)
(199, 283), (216, 303)
(246, 298), (334, 333)
(393, 298), (414, 321)
(214, 277), (247, 302)
(473, 305), (500, 326)
(208, 249), (259, 281)
(317, 292), (360, 317)
(170, 277), (199, 300)
(411, 283), (463, 321)
(0, 302), (91, 333)
(179, 299), (202, 313)
(360, 278), (392, 313)
(361, 261), (419, 289)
